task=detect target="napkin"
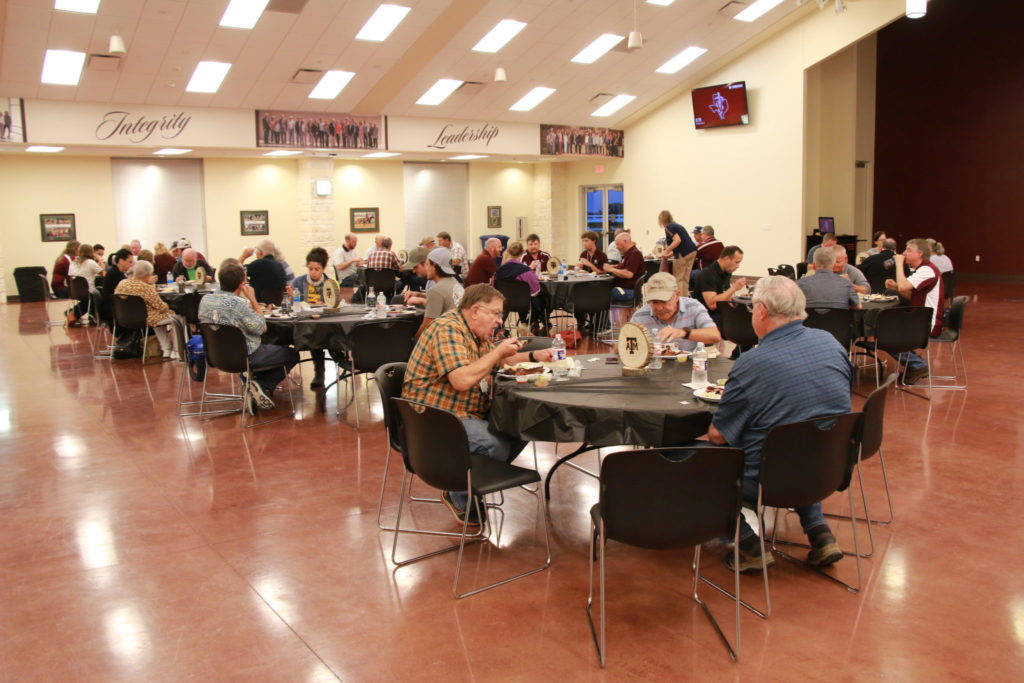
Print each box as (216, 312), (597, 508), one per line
(681, 381), (713, 390)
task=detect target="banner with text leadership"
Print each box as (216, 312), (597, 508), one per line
(23, 99), (255, 148)
(386, 116), (538, 156)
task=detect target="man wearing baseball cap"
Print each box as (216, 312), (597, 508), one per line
(629, 272), (721, 351)
(409, 246), (465, 337)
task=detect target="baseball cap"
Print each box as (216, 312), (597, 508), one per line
(421, 235), (436, 246)
(427, 247), (456, 275)
(692, 225), (703, 235)
(175, 238), (192, 250)
(643, 272), (679, 303)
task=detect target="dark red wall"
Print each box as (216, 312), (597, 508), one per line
(873, 0), (1024, 275)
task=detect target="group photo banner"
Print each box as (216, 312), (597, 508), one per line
(386, 116), (539, 155)
(24, 100), (255, 148)
(541, 124), (624, 158)
(256, 110), (382, 150)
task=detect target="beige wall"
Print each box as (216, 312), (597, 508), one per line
(467, 163), (534, 253)
(0, 156), (117, 296)
(334, 161), (406, 253)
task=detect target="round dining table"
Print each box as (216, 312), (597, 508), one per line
(538, 273), (613, 310)
(262, 306), (423, 353)
(489, 352), (734, 499)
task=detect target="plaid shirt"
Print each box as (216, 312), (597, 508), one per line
(366, 248), (401, 271)
(449, 241), (467, 265)
(402, 308), (494, 419)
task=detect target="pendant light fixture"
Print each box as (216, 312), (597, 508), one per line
(906, 0), (927, 19)
(627, 0), (643, 49)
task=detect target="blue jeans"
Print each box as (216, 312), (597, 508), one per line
(449, 417), (527, 509)
(738, 476), (826, 543)
(248, 344), (300, 395)
(899, 351), (928, 371)
(610, 287), (634, 304)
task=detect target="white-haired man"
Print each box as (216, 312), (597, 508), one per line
(707, 276), (852, 572)
(240, 239), (288, 302)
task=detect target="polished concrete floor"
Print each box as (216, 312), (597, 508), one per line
(2, 280), (1022, 681)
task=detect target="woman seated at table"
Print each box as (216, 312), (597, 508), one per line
(66, 243), (105, 326)
(113, 260), (182, 360)
(291, 247), (340, 389)
(577, 230), (608, 274)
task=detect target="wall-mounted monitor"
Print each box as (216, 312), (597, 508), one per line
(818, 217), (836, 234)
(692, 81), (749, 129)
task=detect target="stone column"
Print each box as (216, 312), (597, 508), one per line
(532, 162), (570, 259)
(295, 157), (337, 251)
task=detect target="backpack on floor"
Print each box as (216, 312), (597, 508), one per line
(185, 334), (206, 382)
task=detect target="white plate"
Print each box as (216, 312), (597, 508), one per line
(497, 367), (552, 382)
(693, 386), (724, 402)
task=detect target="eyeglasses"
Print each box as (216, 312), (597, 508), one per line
(476, 304), (504, 318)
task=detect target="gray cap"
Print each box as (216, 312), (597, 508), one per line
(427, 247), (456, 275)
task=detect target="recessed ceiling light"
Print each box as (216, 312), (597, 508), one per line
(26, 146), (65, 153)
(591, 94), (636, 117)
(219, 0), (270, 29)
(509, 86), (555, 112)
(41, 49), (86, 86)
(308, 70), (356, 99)
(416, 78), (463, 106)
(54, 0), (100, 14)
(186, 61), (231, 93)
(472, 19), (527, 53)
(646, 0), (676, 6)
(571, 34), (624, 64)
(734, 0), (785, 23)
(264, 150), (303, 157)
(655, 46), (707, 74)
(153, 148), (191, 155)
(362, 152), (401, 158)
(356, 4), (411, 42)
(448, 154), (488, 160)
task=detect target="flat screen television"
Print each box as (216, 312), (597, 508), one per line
(692, 81), (749, 129)
(818, 217), (836, 234)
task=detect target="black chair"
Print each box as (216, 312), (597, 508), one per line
(37, 273), (68, 327)
(609, 273), (645, 316)
(870, 306), (933, 398)
(803, 308), (854, 350)
(340, 318), (418, 428)
(494, 278), (533, 331)
(929, 295), (968, 389)
(569, 279), (614, 343)
(197, 322), (295, 427)
(941, 270), (956, 303)
(796, 262), (809, 279)
(364, 268), (401, 300)
(390, 399), (551, 598)
(775, 264), (796, 280)
(643, 260), (661, 282)
(586, 447), (746, 666)
(865, 271), (891, 294)
(717, 413), (864, 618)
(256, 283), (285, 306)
(516, 336), (553, 353)
(69, 276), (95, 325)
(110, 294), (154, 364)
(719, 302), (758, 349)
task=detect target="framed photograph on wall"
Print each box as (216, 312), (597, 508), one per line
(350, 207), (379, 233)
(40, 214), (76, 242)
(240, 210), (270, 236)
(487, 205), (502, 230)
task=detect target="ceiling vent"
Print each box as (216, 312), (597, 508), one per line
(267, 0), (310, 14)
(718, 1), (747, 18)
(589, 92), (614, 103)
(455, 81), (485, 96)
(291, 68), (322, 84)
(87, 54), (122, 71)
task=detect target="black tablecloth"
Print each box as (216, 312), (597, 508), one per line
(490, 353), (733, 448)
(263, 308), (423, 352)
(158, 287), (215, 316)
(732, 295), (897, 337)
(539, 275), (613, 310)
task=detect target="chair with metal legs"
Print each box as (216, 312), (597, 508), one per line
(719, 302), (758, 349)
(337, 318), (418, 428)
(109, 294), (155, 364)
(586, 447), (746, 666)
(390, 399), (551, 598)
(928, 295), (968, 389)
(494, 279), (533, 333)
(38, 274), (69, 327)
(803, 307), (854, 351)
(870, 306), (933, 399)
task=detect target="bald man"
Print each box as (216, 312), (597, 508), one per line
(171, 248), (214, 282)
(463, 238), (503, 286)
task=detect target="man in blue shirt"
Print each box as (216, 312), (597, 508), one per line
(657, 210), (698, 296)
(630, 273), (721, 350)
(708, 276), (852, 572)
(198, 264), (299, 414)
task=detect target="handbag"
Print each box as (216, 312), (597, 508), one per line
(112, 330), (141, 359)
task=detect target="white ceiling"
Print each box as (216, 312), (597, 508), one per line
(0, 0), (812, 133)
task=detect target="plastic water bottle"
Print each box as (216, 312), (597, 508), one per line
(292, 289), (301, 310)
(375, 291), (387, 318)
(166, 272), (173, 286)
(551, 333), (566, 362)
(367, 286), (375, 306)
(559, 263), (567, 281)
(281, 292), (291, 314)
(692, 342), (709, 386)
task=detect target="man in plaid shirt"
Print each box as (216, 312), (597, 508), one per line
(402, 284), (553, 525)
(437, 231), (466, 268)
(364, 236), (401, 271)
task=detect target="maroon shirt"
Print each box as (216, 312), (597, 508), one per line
(579, 248), (608, 272)
(464, 250), (498, 286)
(696, 239), (724, 269)
(52, 254), (72, 292)
(522, 249), (550, 272)
(613, 246), (645, 289)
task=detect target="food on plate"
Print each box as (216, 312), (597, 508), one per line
(512, 366), (545, 376)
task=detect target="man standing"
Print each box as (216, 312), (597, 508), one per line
(332, 234), (362, 287)
(884, 238), (944, 384)
(241, 239), (288, 302)
(601, 231), (645, 303)
(831, 245), (870, 295)
(402, 284), (552, 525)
(658, 210), (698, 295)
(708, 276), (851, 572)
(198, 264), (299, 414)
(464, 238), (503, 286)
(697, 246), (747, 320)
(365, 236), (401, 271)
(630, 273), (721, 351)
(436, 232), (466, 268)
(522, 234), (551, 273)
(798, 248), (860, 310)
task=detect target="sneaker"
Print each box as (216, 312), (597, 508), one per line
(807, 534), (843, 567)
(723, 544), (775, 574)
(248, 381), (276, 410)
(903, 366), (929, 385)
(440, 491), (481, 528)
(243, 392), (258, 416)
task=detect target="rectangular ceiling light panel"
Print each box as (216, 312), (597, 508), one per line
(41, 50), (86, 85)
(356, 4), (411, 41)
(26, 146), (65, 153)
(472, 19), (527, 53)
(186, 61), (232, 93)
(448, 154), (488, 160)
(362, 152), (401, 158)
(592, 94), (636, 117)
(309, 70), (356, 99)
(509, 86), (555, 112)
(734, 0), (785, 23)
(571, 34), (624, 64)
(416, 78), (463, 106)
(264, 150), (303, 156)
(655, 46), (707, 74)
(646, 1), (676, 6)
(153, 148), (191, 155)
(219, 0), (270, 29)
(54, 0), (100, 13)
